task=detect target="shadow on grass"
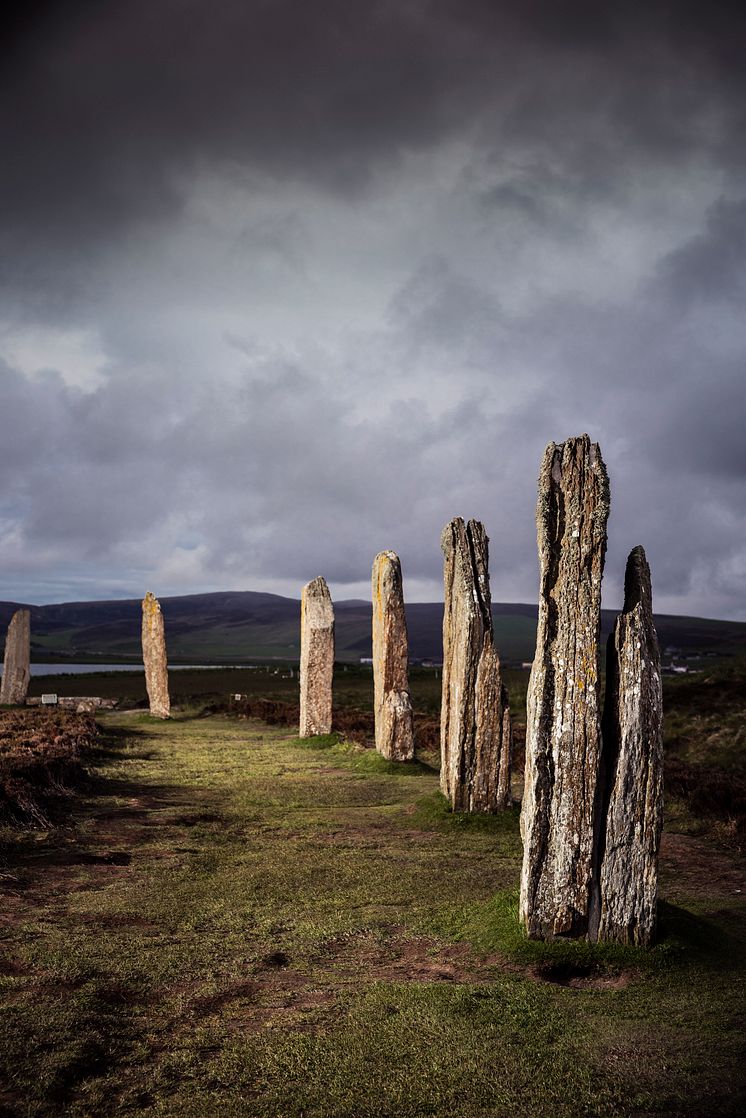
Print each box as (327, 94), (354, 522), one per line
(95, 720), (148, 736)
(655, 900), (745, 969)
(1, 723), (213, 876)
(0, 973), (148, 1110)
(432, 888), (746, 978)
(84, 770), (195, 809)
(289, 734), (436, 778)
(87, 729), (160, 764)
(2, 768), (196, 875)
(412, 791), (523, 833)
(84, 724), (194, 804)
(88, 745), (161, 764)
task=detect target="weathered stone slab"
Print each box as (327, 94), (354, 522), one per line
(372, 551), (415, 761)
(592, 546), (663, 945)
(299, 576), (334, 736)
(0, 609), (31, 706)
(520, 435), (610, 938)
(440, 518), (512, 812)
(141, 592), (170, 719)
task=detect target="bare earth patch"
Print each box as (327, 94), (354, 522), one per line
(660, 832), (745, 899)
(1, 709), (744, 1117)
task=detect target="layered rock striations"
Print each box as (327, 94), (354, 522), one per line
(592, 546), (663, 946)
(371, 551), (415, 761)
(520, 435), (610, 938)
(299, 576), (335, 736)
(141, 592), (170, 719)
(440, 518), (512, 812)
(0, 609), (31, 706)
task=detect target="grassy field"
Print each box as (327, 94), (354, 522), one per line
(0, 680), (744, 1116)
(24, 665), (518, 717)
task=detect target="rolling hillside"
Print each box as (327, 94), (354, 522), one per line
(1, 591), (745, 666)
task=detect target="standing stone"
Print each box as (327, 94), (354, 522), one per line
(299, 577), (334, 736)
(372, 551), (415, 761)
(141, 592), (170, 719)
(440, 518), (512, 812)
(0, 609), (31, 705)
(592, 546), (663, 945)
(520, 435), (610, 939)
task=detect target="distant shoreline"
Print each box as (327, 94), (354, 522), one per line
(26, 663), (262, 676)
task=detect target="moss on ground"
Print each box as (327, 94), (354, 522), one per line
(0, 711), (744, 1116)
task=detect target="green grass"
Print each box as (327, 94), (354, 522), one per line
(289, 732), (343, 750)
(0, 710), (743, 1116)
(662, 659), (746, 771)
(24, 665), (526, 720)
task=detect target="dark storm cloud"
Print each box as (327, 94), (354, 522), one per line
(655, 198), (746, 308)
(1, 0), (741, 323)
(2, 1), (744, 258)
(1, 1), (745, 618)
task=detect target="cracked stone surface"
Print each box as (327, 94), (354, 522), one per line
(440, 518), (512, 813)
(299, 576), (334, 736)
(372, 551), (414, 761)
(520, 435), (610, 939)
(592, 546), (663, 945)
(142, 592), (170, 719)
(0, 609), (30, 706)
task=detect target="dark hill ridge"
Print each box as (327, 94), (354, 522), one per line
(1, 591), (744, 665)
(0, 590), (742, 666)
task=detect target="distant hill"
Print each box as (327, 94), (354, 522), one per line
(1, 590), (744, 666)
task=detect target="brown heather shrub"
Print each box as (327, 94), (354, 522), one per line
(664, 754), (746, 840)
(0, 709), (99, 824)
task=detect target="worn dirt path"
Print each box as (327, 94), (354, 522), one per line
(0, 711), (744, 1117)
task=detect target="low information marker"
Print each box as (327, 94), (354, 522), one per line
(41, 693), (58, 706)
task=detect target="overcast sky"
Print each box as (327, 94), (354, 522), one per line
(1, 1), (744, 619)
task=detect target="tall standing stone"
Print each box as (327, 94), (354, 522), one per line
(440, 518), (512, 812)
(299, 576), (334, 736)
(520, 435), (610, 939)
(141, 592), (170, 719)
(591, 546), (663, 945)
(0, 609), (31, 705)
(372, 551), (415, 761)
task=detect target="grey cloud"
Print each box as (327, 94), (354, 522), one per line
(1, 259), (744, 618)
(655, 198), (746, 307)
(1, 2), (745, 620)
(480, 182), (551, 227)
(2, 3), (744, 264)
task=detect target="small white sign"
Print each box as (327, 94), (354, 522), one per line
(41, 693), (58, 705)
(234, 693), (242, 701)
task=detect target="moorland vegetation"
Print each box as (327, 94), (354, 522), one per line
(0, 661), (743, 1114)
